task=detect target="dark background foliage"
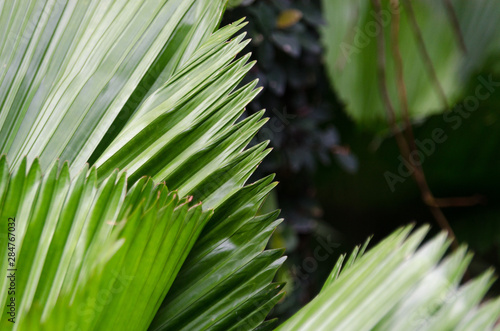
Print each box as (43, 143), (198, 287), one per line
(222, 0), (356, 317)
(223, 0), (500, 320)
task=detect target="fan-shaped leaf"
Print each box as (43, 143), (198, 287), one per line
(0, 157), (212, 330)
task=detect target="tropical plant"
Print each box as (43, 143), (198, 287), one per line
(0, 1), (499, 331)
(279, 225), (500, 331)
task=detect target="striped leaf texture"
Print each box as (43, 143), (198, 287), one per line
(277, 225), (500, 331)
(0, 0), (226, 172)
(0, 156), (212, 330)
(0, 0), (285, 329)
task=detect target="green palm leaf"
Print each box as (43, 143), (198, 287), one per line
(0, 0), (225, 172)
(0, 156), (212, 330)
(277, 225), (500, 331)
(150, 176), (285, 330)
(0, 0), (284, 329)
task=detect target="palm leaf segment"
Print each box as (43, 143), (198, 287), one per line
(0, 0), (284, 330)
(0, 157), (212, 330)
(278, 225), (500, 331)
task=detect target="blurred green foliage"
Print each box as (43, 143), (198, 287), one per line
(321, 0), (500, 131)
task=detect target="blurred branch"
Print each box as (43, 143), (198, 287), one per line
(432, 195), (487, 208)
(373, 0), (459, 250)
(401, 0), (449, 110)
(442, 0), (468, 53)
